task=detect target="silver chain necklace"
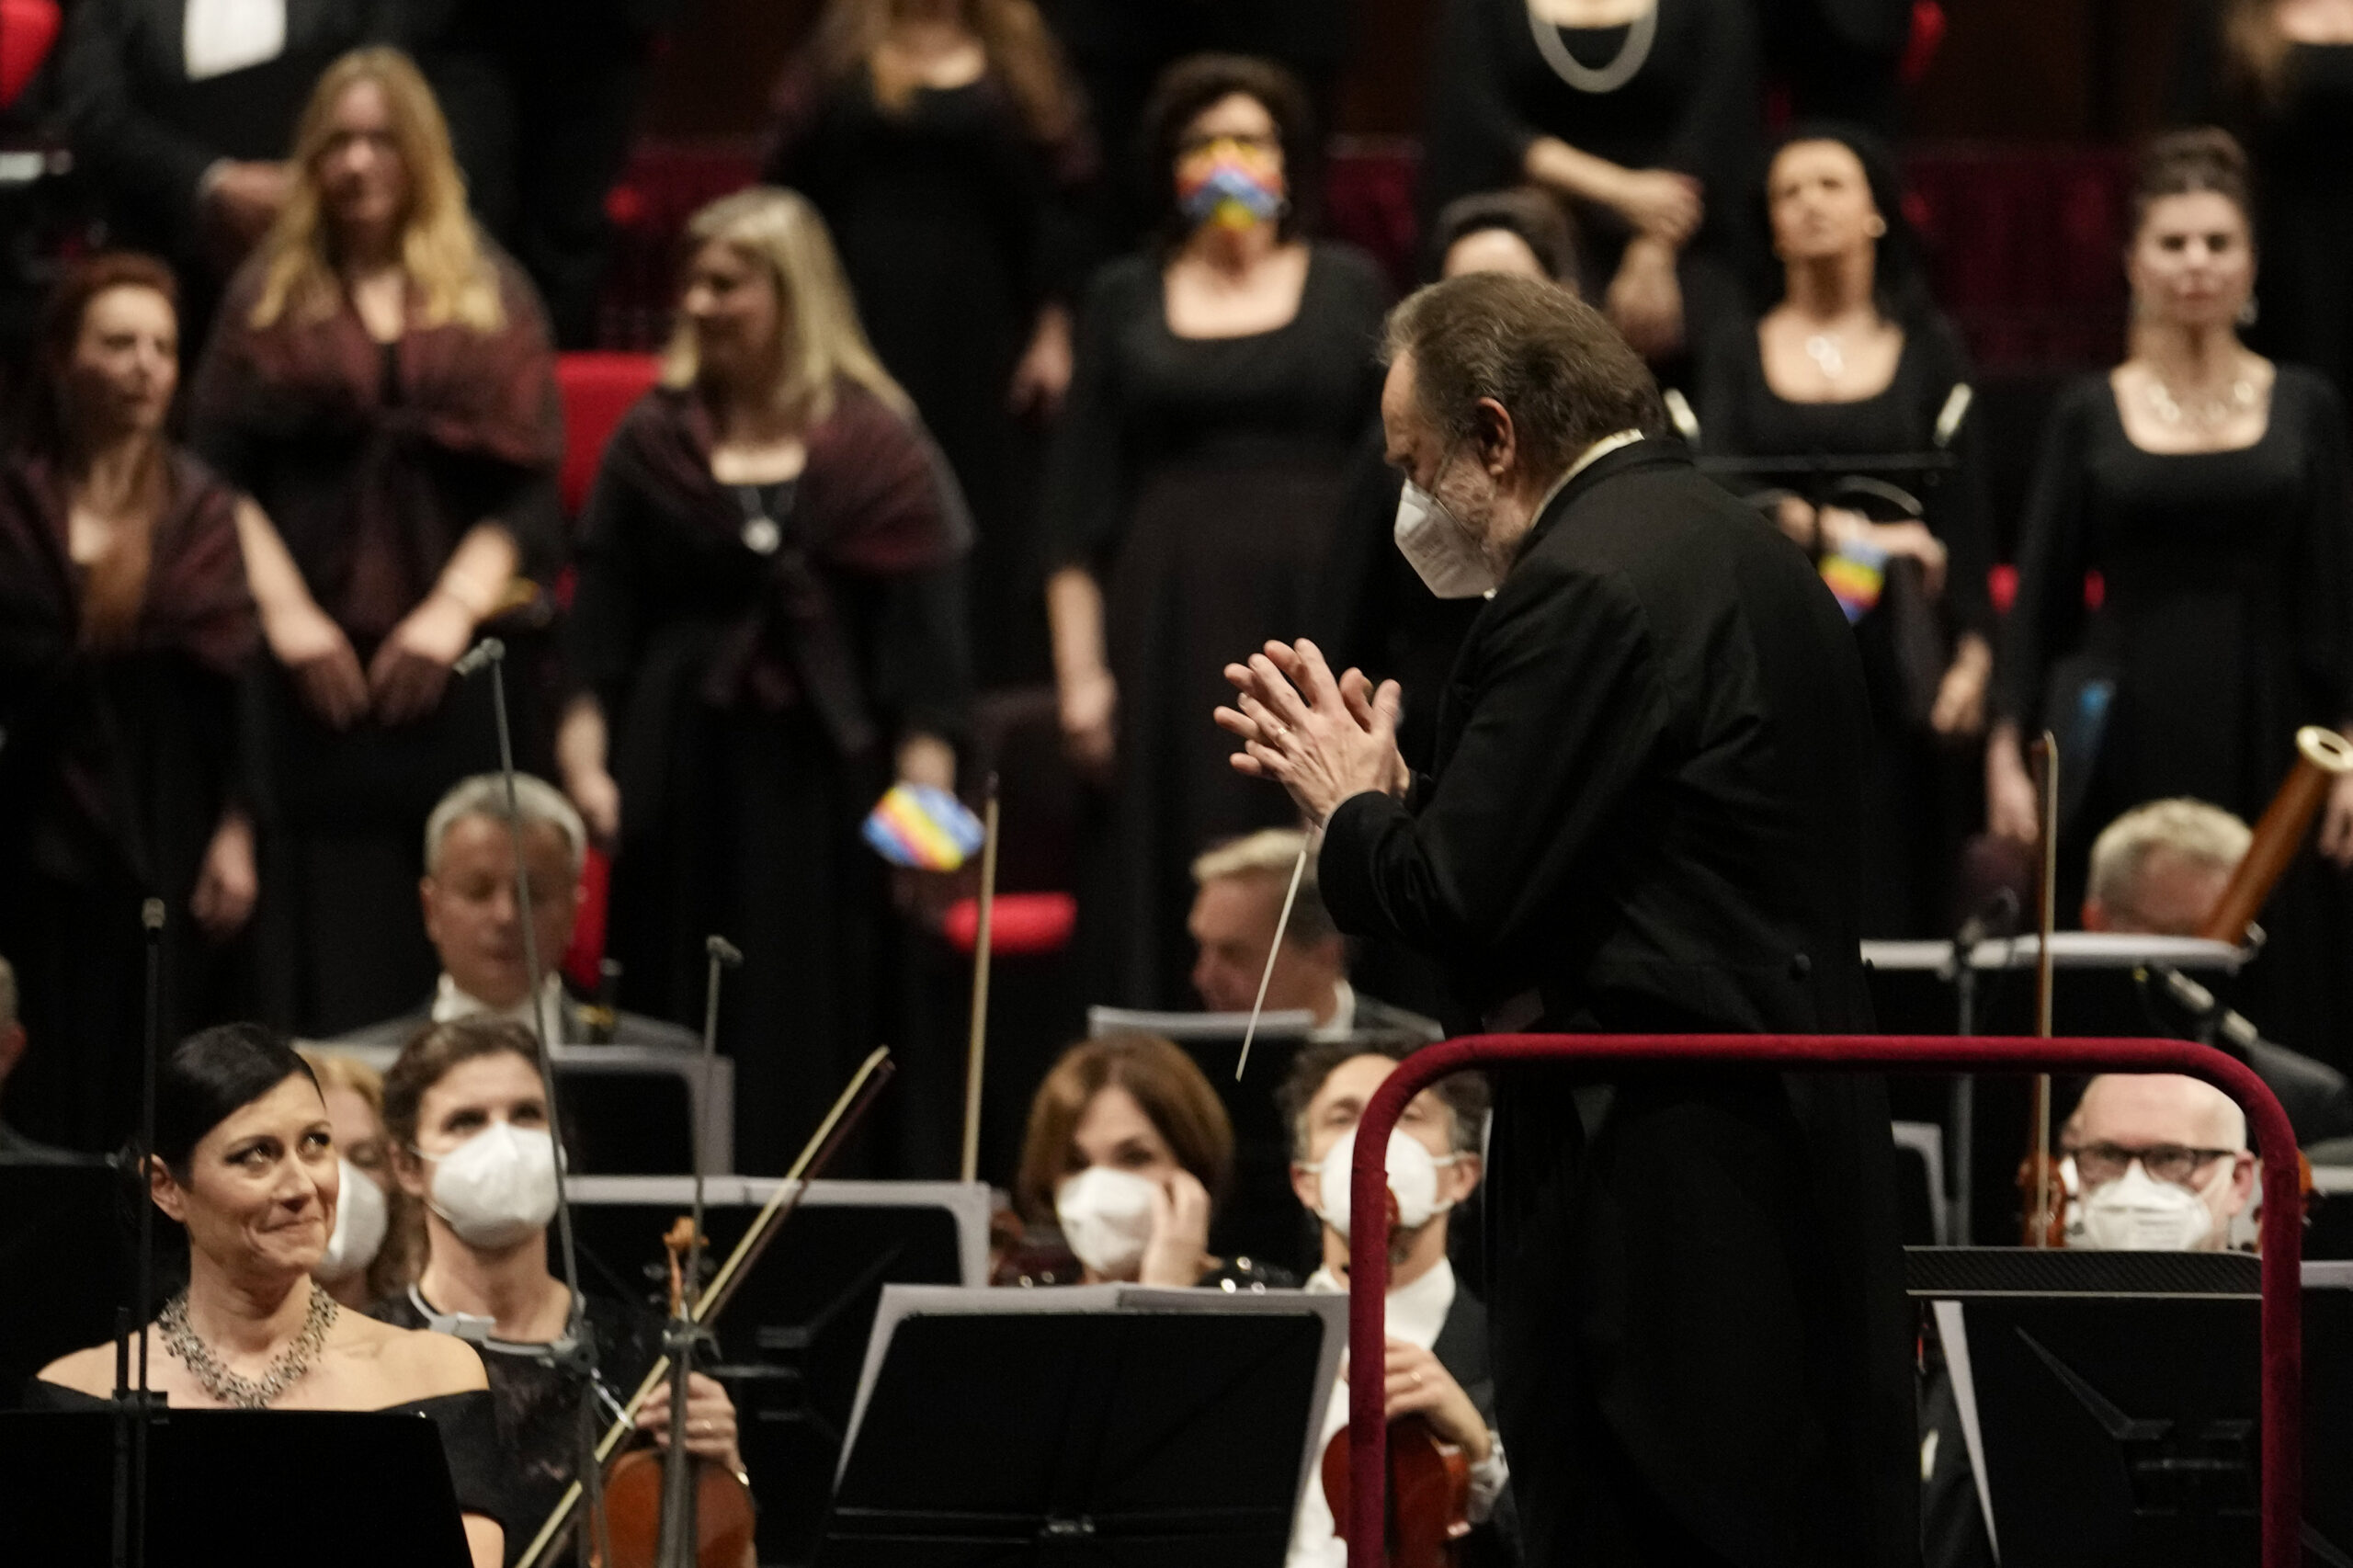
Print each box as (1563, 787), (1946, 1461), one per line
(160, 1281), (339, 1409)
(1529, 0), (1659, 94)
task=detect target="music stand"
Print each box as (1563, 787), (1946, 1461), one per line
(1915, 1248), (2353, 1566)
(0, 1408), (473, 1565)
(818, 1284), (1345, 1567)
(0, 1162), (129, 1403)
(566, 1177), (985, 1566)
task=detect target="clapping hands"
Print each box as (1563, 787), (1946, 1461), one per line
(1214, 639), (1409, 825)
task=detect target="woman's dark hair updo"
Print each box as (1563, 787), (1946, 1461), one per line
(153, 1024), (319, 1177)
(2130, 128), (2253, 237)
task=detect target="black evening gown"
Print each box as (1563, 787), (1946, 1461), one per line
(765, 63), (1097, 686)
(1699, 314), (1995, 937)
(2174, 8), (2353, 406)
(568, 383), (972, 1174)
(1421, 0), (1759, 351)
(1995, 368), (2353, 1067)
(1043, 244), (1389, 1010)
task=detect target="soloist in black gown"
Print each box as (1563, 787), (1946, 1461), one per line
(1699, 314), (1994, 937)
(764, 61), (1097, 686)
(1995, 367), (2353, 1066)
(1043, 244), (1389, 1010)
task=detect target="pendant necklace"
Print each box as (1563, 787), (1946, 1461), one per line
(1529, 0), (1658, 94)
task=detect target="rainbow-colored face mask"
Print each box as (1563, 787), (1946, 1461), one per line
(1176, 137), (1287, 232)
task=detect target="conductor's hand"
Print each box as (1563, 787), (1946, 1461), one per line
(1216, 639), (1407, 826)
(1381, 1339), (1492, 1463)
(635, 1370), (746, 1477)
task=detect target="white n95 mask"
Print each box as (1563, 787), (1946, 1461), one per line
(1054, 1165), (1160, 1278)
(417, 1121), (560, 1249)
(1307, 1125), (1457, 1240)
(2077, 1160), (2218, 1253)
(1394, 480), (1499, 600)
(313, 1156), (388, 1282)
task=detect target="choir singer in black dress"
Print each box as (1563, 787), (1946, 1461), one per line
(1218, 274), (1913, 1567)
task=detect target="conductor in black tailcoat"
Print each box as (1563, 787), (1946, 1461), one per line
(1218, 273), (1915, 1568)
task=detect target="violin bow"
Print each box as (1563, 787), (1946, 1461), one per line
(960, 776), (1001, 1184)
(2027, 731), (2061, 1247)
(513, 1046), (896, 1568)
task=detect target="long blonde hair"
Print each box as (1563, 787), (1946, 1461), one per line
(659, 187), (912, 424)
(816, 0), (1077, 144)
(248, 47), (503, 334)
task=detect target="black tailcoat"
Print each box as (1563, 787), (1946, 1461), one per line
(1320, 439), (1915, 1568)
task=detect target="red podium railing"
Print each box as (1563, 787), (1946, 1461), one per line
(1342, 1035), (2304, 1568)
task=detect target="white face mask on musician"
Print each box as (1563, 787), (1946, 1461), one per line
(416, 1121), (561, 1249)
(1305, 1125), (1457, 1241)
(1055, 1166), (1160, 1278)
(313, 1156), (388, 1282)
(1394, 451), (1499, 600)
(2076, 1159), (2222, 1253)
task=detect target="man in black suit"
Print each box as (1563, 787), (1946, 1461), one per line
(1219, 274), (1914, 1567)
(333, 771), (695, 1054)
(1276, 1035), (1516, 1567)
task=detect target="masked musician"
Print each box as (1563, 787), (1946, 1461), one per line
(1277, 1036), (1517, 1567)
(333, 772), (699, 1053)
(1188, 830), (1442, 1040)
(1011, 1032), (1291, 1288)
(33, 1023), (507, 1568)
(298, 1047), (398, 1307)
(2059, 1073), (2256, 1254)
(369, 1017), (747, 1565)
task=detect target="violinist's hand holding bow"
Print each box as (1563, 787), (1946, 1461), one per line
(635, 1370), (746, 1478)
(1381, 1339), (1492, 1464)
(1216, 640), (1408, 826)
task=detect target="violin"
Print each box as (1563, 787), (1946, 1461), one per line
(1314, 1182), (1474, 1567)
(598, 1218), (756, 1568)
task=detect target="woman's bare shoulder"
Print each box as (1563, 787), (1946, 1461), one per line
(336, 1311), (490, 1400)
(36, 1340), (127, 1399)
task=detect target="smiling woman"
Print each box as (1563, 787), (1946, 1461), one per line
(31, 1024), (508, 1568)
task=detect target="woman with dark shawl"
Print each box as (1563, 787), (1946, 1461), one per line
(0, 252), (258, 1154)
(559, 187), (973, 1174)
(189, 48), (564, 1038)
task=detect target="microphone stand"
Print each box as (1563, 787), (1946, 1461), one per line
(1938, 887), (2018, 1246)
(109, 898), (166, 1568)
(455, 637), (605, 1564)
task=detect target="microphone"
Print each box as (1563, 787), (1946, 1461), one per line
(141, 898), (165, 933)
(1940, 886), (2020, 982)
(705, 935), (744, 968)
(452, 638), (506, 676)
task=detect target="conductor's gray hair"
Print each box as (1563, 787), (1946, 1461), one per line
(424, 773), (587, 878)
(1381, 273), (1664, 480)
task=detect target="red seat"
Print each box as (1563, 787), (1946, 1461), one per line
(555, 351), (661, 517)
(561, 847), (611, 993)
(0, 0), (59, 112)
(941, 892), (1077, 958)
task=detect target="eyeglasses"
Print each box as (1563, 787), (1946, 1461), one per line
(1176, 131), (1281, 158)
(2072, 1141), (2236, 1187)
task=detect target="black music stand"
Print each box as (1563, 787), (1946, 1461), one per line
(1916, 1249), (2353, 1566)
(0, 1408), (473, 1565)
(817, 1285), (1344, 1567)
(0, 1161), (130, 1403)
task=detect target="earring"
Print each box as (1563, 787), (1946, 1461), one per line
(2239, 294), (2259, 329)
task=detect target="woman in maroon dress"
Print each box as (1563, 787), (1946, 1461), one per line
(190, 48), (563, 1037)
(0, 253), (257, 1152)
